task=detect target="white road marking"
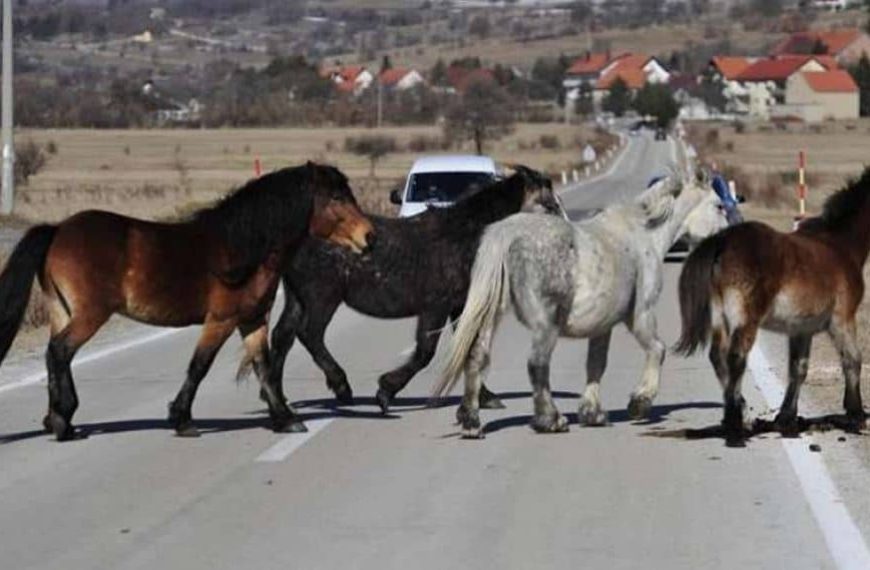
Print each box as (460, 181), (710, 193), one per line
(748, 344), (870, 570)
(561, 132), (632, 194)
(255, 418), (334, 462)
(0, 327), (185, 396)
(0, 289), (291, 397)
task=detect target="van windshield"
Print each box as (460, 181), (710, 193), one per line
(407, 171), (495, 203)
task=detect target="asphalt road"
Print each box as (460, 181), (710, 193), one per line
(0, 130), (862, 570)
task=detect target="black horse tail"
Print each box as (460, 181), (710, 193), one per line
(0, 224), (57, 365)
(673, 232), (726, 356)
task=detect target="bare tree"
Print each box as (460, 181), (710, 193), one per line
(444, 79), (515, 155)
(345, 135), (398, 177)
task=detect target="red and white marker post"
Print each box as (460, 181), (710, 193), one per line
(794, 150), (807, 230)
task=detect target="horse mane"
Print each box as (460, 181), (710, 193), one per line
(801, 167), (870, 232)
(430, 165), (551, 224)
(192, 163), (343, 284)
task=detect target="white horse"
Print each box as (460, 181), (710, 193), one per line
(432, 173), (729, 438)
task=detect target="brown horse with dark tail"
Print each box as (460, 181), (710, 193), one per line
(0, 162), (374, 441)
(676, 167), (870, 447)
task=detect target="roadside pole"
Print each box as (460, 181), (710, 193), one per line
(1, 0), (13, 215)
(794, 150), (807, 230)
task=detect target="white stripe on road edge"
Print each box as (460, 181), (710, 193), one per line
(561, 133), (631, 194)
(0, 288), (290, 397)
(0, 327), (185, 396)
(748, 345), (870, 570)
(255, 418), (334, 462)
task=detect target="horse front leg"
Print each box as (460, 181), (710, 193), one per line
(168, 317), (235, 437)
(829, 316), (865, 430)
(376, 311), (448, 414)
(578, 330), (612, 426)
(528, 327), (566, 434)
(241, 319), (307, 433)
(627, 310), (666, 420)
(774, 333), (812, 437)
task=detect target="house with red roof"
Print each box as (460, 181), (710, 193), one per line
(378, 67), (425, 91)
(320, 64), (375, 96)
(779, 69), (859, 121)
(707, 56), (756, 114)
(444, 66), (497, 94)
(771, 29), (870, 65)
(733, 55), (836, 118)
(563, 52), (670, 112)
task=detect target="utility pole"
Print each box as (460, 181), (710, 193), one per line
(376, 77), (383, 128)
(1, 0), (12, 215)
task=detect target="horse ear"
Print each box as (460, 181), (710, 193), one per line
(695, 164), (712, 187)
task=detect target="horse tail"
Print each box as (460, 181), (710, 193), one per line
(432, 225), (513, 400)
(674, 232), (725, 356)
(0, 224), (57, 365)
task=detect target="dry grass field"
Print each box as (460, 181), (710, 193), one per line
(687, 118), (870, 412)
(15, 123), (612, 221)
(366, 22), (775, 70)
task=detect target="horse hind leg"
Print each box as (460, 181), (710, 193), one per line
(627, 310), (666, 420)
(722, 324), (757, 447)
(528, 326), (567, 434)
(457, 322), (497, 439)
(774, 333), (812, 437)
(578, 330), (612, 426)
(241, 320), (306, 433)
(828, 316), (865, 430)
(44, 302), (110, 441)
(376, 311), (447, 414)
(168, 317), (235, 437)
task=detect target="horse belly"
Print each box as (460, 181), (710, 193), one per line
(562, 254), (630, 337)
(761, 289), (832, 335)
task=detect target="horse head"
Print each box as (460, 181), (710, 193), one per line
(306, 162), (376, 254)
(678, 167), (730, 247)
(505, 164), (567, 219)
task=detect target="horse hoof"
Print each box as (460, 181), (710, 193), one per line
(375, 388), (392, 414)
(275, 420), (307, 434)
(531, 414), (569, 434)
(332, 384), (354, 406)
(175, 424), (201, 438)
(725, 434), (746, 448)
(627, 395), (653, 420)
(578, 400), (609, 427)
(42, 414), (52, 433)
(461, 426), (485, 439)
(773, 414), (801, 438)
(480, 394), (506, 410)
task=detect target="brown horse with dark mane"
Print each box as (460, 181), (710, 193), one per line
(0, 162), (374, 441)
(676, 167), (870, 447)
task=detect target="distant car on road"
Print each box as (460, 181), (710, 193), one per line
(654, 127), (667, 141)
(390, 155), (499, 218)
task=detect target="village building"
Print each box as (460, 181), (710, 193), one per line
(378, 67), (425, 91)
(771, 29), (870, 65)
(733, 55), (836, 119)
(778, 69), (860, 122)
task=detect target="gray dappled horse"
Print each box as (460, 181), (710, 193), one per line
(434, 173), (728, 438)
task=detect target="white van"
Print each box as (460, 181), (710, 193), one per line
(390, 155), (499, 218)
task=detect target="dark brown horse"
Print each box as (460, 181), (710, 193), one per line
(0, 162), (374, 441)
(676, 168), (870, 447)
